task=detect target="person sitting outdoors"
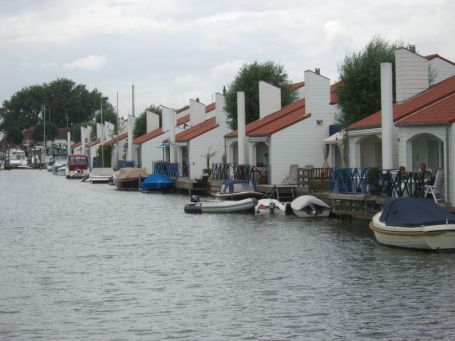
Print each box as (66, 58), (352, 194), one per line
(398, 166), (407, 180)
(418, 163), (432, 182)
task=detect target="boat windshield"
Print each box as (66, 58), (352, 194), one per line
(68, 156), (88, 166)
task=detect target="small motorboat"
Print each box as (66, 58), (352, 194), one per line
(66, 154), (90, 179)
(57, 163), (67, 176)
(215, 179), (263, 200)
(114, 167), (148, 190)
(255, 199), (287, 215)
(370, 197), (455, 251)
(184, 196), (257, 214)
(89, 167), (113, 183)
(141, 173), (175, 192)
(290, 195), (330, 217)
(7, 149), (28, 169)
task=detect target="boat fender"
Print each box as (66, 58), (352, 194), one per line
(184, 203), (202, 214)
(191, 195), (200, 203)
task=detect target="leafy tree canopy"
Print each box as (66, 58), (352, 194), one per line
(224, 61), (297, 130)
(0, 78), (112, 144)
(133, 104), (162, 138)
(336, 36), (403, 127)
(70, 121), (96, 142)
(32, 122), (58, 142)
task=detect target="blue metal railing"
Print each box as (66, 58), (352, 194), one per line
(152, 161), (180, 177)
(329, 168), (426, 197)
(117, 160), (141, 169)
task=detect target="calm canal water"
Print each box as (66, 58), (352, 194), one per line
(1, 170), (455, 340)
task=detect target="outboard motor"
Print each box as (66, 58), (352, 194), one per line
(269, 201), (276, 215)
(191, 195), (200, 203)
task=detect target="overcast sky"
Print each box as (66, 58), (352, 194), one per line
(1, 0), (454, 117)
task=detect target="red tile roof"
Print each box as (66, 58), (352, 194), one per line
(348, 75), (455, 130)
(330, 82), (340, 104)
(87, 138), (100, 147)
(425, 54), (455, 66)
(205, 102), (215, 112)
(72, 141), (81, 148)
(57, 128), (68, 140)
(225, 99), (309, 138)
(177, 114), (190, 126)
(133, 128), (163, 145)
(176, 117), (218, 142)
(291, 81), (305, 90)
(176, 105), (189, 114)
(22, 127), (34, 138)
(104, 132), (128, 146)
(396, 93), (455, 126)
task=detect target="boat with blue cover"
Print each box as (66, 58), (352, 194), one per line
(370, 197), (455, 250)
(141, 173), (175, 192)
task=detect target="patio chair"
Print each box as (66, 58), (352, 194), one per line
(282, 164), (299, 185)
(425, 169), (444, 203)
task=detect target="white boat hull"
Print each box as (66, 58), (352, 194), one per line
(293, 209), (330, 218)
(185, 198), (257, 214)
(255, 199), (286, 215)
(370, 213), (455, 250)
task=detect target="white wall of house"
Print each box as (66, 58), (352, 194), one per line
(305, 70), (331, 116)
(187, 126), (228, 179)
(89, 142), (100, 167)
(269, 115), (331, 184)
(429, 57), (455, 85)
(111, 138), (127, 168)
(140, 132), (168, 174)
(395, 48), (429, 102)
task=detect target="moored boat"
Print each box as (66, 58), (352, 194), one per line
(370, 197), (455, 251)
(290, 195), (331, 217)
(255, 199), (287, 215)
(8, 149), (28, 169)
(185, 196), (257, 214)
(114, 167), (148, 190)
(66, 154), (90, 179)
(141, 173), (175, 192)
(89, 167), (113, 183)
(215, 179), (263, 200)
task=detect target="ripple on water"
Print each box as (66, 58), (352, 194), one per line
(1, 170), (455, 340)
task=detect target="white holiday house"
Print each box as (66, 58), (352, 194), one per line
(224, 70), (339, 184)
(347, 46), (455, 204)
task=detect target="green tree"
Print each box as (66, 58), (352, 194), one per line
(224, 61), (297, 130)
(32, 121), (58, 142)
(336, 36), (403, 127)
(0, 78), (112, 141)
(133, 105), (162, 138)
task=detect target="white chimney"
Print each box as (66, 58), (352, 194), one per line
(168, 108), (177, 163)
(304, 69), (330, 116)
(161, 106), (170, 131)
(381, 63), (394, 170)
(215, 93), (227, 129)
(146, 111), (160, 132)
(96, 123), (103, 140)
(81, 127), (86, 154)
(189, 99), (205, 126)
(86, 126), (92, 142)
(259, 81), (281, 118)
(127, 115), (135, 161)
(237, 91), (246, 165)
(67, 131), (71, 155)
(395, 47), (429, 102)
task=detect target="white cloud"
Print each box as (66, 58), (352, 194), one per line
(64, 55), (107, 71)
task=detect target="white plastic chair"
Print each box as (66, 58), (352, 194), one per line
(425, 170), (443, 203)
(282, 164), (299, 185)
